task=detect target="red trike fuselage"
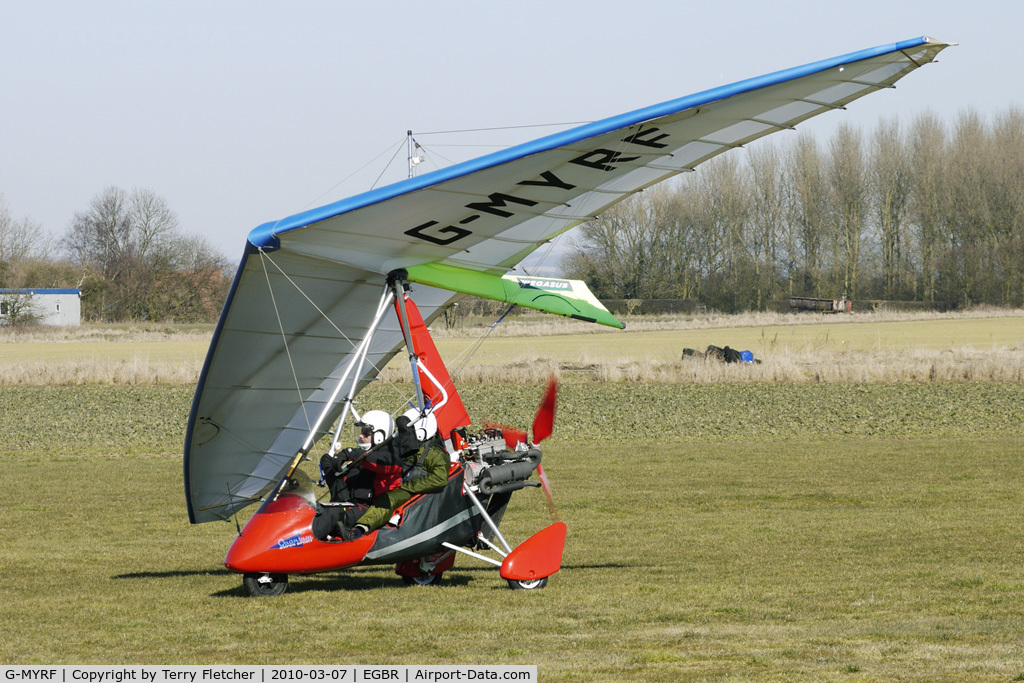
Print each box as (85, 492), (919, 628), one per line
(224, 491), (376, 574)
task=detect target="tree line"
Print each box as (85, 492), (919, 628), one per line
(563, 107), (1024, 311)
(0, 187), (230, 323)
(5, 109), (1022, 323)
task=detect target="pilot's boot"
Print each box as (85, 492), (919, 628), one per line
(337, 523), (368, 542)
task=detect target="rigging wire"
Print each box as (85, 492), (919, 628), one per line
(401, 117), (628, 383)
(252, 117), (607, 422)
(403, 119), (591, 188)
(259, 250), (354, 347)
(371, 138), (411, 189)
(413, 142), (457, 169)
(200, 417), (266, 456)
(520, 122), (653, 277)
(259, 119), (592, 248)
(258, 250), (413, 410)
(447, 303), (516, 381)
(415, 143), (516, 148)
(394, 299), (516, 416)
(259, 249), (312, 432)
(274, 137), (407, 230)
(431, 125), (645, 359)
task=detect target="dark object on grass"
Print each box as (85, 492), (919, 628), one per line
(682, 345), (760, 364)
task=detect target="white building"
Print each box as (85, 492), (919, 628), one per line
(0, 288), (82, 326)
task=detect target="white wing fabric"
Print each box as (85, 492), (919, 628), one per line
(186, 37), (949, 523)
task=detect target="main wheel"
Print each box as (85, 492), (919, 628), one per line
(402, 572), (441, 586)
(243, 572), (288, 596)
(507, 577), (548, 590)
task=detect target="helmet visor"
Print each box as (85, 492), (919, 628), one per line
(354, 422), (373, 440)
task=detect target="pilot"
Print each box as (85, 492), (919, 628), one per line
(339, 409), (450, 541)
(355, 410), (395, 450)
(319, 410), (395, 503)
(314, 410), (398, 542)
(356, 409), (407, 497)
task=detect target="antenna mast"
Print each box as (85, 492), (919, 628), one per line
(407, 130), (423, 178)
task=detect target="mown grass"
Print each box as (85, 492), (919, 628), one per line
(2, 383), (1023, 454)
(2, 384), (1024, 678)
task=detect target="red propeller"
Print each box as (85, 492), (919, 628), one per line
(484, 376), (559, 521)
(532, 376), (557, 445)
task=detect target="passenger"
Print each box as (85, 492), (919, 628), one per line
(339, 409), (450, 541)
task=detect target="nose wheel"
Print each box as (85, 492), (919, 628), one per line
(243, 572), (288, 596)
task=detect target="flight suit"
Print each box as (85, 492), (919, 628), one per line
(355, 439), (450, 531)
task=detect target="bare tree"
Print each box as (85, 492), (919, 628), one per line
(63, 186), (225, 321)
(693, 156), (750, 309)
(826, 123), (867, 299)
(564, 106), (1024, 311)
(869, 117), (911, 299)
(787, 134), (829, 296)
(0, 194), (51, 287)
(907, 112), (947, 302)
(747, 142), (786, 308)
(987, 107), (1024, 305)
(941, 110), (992, 305)
(566, 197), (636, 298)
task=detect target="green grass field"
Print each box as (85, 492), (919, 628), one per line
(2, 313), (1023, 677)
(2, 382), (1024, 679)
(434, 315), (1024, 366)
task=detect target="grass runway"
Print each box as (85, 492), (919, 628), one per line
(2, 383), (1023, 679)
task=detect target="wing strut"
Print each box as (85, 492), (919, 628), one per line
(389, 272), (426, 412)
(287, 284), (395, 473)
(324, 285), (398, 456)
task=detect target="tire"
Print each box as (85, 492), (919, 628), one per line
(507, 577), (548, 590)
(242, 573), (288, 597)
(402, 572), (441, 586)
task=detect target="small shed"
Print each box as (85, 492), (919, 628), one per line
(789, 296), (852, 314)
(0, 288), (82, 326)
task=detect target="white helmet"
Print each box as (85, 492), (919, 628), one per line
(354, 410), (394, 449)
(402, 408), (438, 442)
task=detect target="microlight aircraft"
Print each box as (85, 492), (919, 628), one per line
(184, 37), (949, 596)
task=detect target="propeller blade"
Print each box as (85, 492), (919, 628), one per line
(531, 375), (558, 444)
(536, 463), (559, 522)
(483, 421), (528, 450)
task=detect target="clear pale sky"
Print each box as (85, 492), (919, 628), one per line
(2, 1), (1019, 272)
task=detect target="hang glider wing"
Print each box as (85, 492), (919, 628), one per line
(185, 37), (949, 523)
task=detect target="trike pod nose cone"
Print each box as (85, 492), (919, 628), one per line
(500, 521), (567, 581)
(225, 530), (264, 572)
